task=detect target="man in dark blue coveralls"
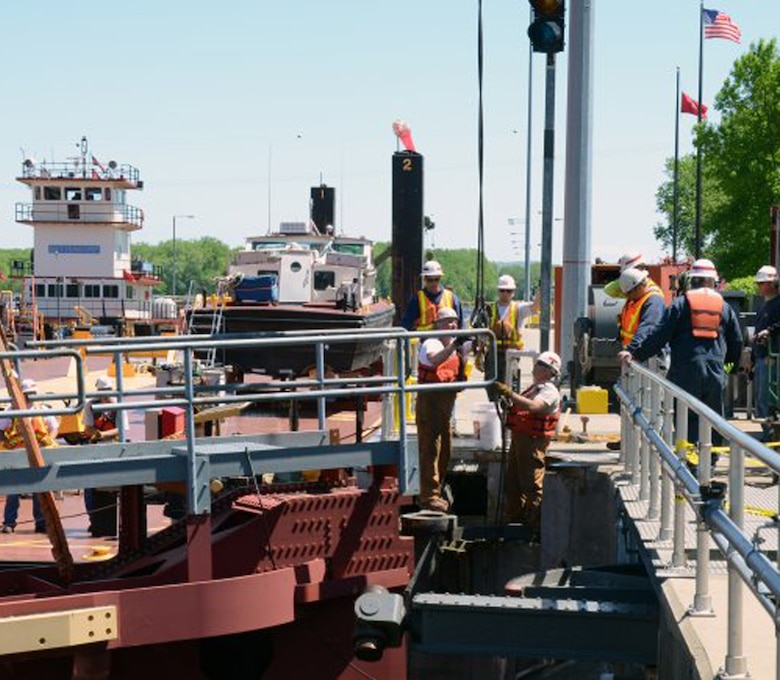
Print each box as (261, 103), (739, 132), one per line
(619, 258), (743, 452)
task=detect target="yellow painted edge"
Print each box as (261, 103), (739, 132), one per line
(0, 605), (118, 655)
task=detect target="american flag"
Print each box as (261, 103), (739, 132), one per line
(703, 9), (741, 43)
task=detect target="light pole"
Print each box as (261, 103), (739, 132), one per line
(171, 214), (195, 296)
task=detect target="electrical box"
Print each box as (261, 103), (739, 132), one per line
(576, 386), (609, 414)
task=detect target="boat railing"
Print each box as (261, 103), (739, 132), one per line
(615, 360), (780, 679)
(15, 203), (144, 228)
(4, 328), (497, 512)
(20, 160), (140, 183)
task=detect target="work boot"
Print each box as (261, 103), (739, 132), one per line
(1, 525), (15, 534)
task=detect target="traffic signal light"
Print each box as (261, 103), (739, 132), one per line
(528, 0), (565, 54)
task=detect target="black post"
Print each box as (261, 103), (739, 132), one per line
(539, 53), (557, 353)
(391, 152), (424, 325)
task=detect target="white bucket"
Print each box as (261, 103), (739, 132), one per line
(472, 402), (502, 450)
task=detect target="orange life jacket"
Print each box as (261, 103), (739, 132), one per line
(3, 416), (56, 450)
(94, 411), (117, 432)
(490, 303), (524, 350)
(685, 288), (724, 339)
(619, 288), (663, 348)
(418, 350), (461, 384)
(506, 385), (560, 438)
(417, 288), (454, 331)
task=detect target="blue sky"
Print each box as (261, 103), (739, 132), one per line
(0, 1), (774, 267)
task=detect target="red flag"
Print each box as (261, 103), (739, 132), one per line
(91, 169), (100, 179)
(91, 155), (105, 172)
(122, 270), (135, 282)
(392, 119), (416, 152)
(681, 92), (708, 120)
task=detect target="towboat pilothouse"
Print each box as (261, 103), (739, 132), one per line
(187, 184), (395, 377)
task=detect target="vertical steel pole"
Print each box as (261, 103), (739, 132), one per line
(725, 443), (748, 676)
(523, 6), (534, 301)
(561, 0), (594, 373)
(672, 400), (688, 569)
(692, 418), (713, 614)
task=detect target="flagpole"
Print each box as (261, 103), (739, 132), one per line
(694, 0), (704, 258)
(673, 67), (681, 262)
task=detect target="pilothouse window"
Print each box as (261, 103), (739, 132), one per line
(314, 271), (335, 290)
(43, 187), (61, 200)
(85, 187), (102, 201)
(65, 187), (82, 201)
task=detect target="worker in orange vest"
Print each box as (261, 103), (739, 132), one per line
(485, 274), (538, 401)
(415, 307), (468, 512)
(495, 351), (561, 541)
(400, 260), (464, 331)
(616, 267), (665, 356)
(1, 379), (58, 534)
(620, 259), (743, 452)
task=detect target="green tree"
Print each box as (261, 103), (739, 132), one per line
(653, 154), (722, 257)
(697, 39), (780, 279)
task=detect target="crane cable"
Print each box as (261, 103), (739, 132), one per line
(471, 0), (489, 332)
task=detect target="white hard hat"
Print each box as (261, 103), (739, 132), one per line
(689, 258), (718, 280)
(755, 265), (777, 283)
(434, 307), (458, 323)
(618, 252), (644, 272)
(536, 351), (561, 375)
(497, 274), (516, 290)
(618, 267), (649, 294)
(20, 378), (37, 395)
(421, 260), (444, 278)
(95, 376), (113, 391)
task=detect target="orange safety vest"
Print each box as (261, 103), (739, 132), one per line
(506, 385), (560, 438)
(619, 287), (663, 348)
(417, 288), (454, 331)
(418, 350), (461, 384)
(3, 416), (56, 450)
(490, 303), (524, 350)
(686, 288), (724, 339)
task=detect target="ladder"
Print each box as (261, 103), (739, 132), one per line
(201, 279), (230, 368)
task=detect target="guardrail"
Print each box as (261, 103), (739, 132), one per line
(615, 360), (780, 679)
(9, 327), (496, 510)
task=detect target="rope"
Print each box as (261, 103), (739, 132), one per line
(470, 0), (489, 331)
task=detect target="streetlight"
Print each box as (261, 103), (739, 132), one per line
(171, 214), (195, 296)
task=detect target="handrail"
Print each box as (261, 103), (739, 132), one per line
(4, 327), (496, 507)
(616, 360), (780, 679)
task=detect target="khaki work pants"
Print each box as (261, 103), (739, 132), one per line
(504, 431), (550, 533)
(415, 390), (457, 505)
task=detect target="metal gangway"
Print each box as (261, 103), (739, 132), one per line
(616, 360), (780, 679)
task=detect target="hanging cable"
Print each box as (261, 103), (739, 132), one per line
(471, 0), (489, 331)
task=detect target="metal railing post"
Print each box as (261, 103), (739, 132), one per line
(381, 341), (395, 441)
(659, 384), (674, 540)
(672, 399), (688, 569)
(315, 341), (327, 430)
(628, 370), (641, 483)
(648, 368), (661, 520)
(619, 365), (631, 466)
(639, 373), (650, 498)
(691, 418), (713, 615)
(723, 443), (748, 676)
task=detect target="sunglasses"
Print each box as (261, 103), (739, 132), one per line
(498, 288), (513, 293)
(425, 277), (441, 283)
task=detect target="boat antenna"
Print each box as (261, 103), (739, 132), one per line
(470, 0), (489, 330)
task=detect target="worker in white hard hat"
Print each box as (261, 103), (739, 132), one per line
(484, 274), (539, 401)
(415, 307), (468, 512)
(750, 265), (780, 440)
(400, 259), (464, 331)
(80, 376), (129, 537)
(604, 252), (663, 300)
(1, 379), (58, 534)
(621, 258), (743, 456)
(494, 350), (561, 541)
(615, 267), (665, 357)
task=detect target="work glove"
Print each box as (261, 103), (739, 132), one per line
(495, 381), (513, 398)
